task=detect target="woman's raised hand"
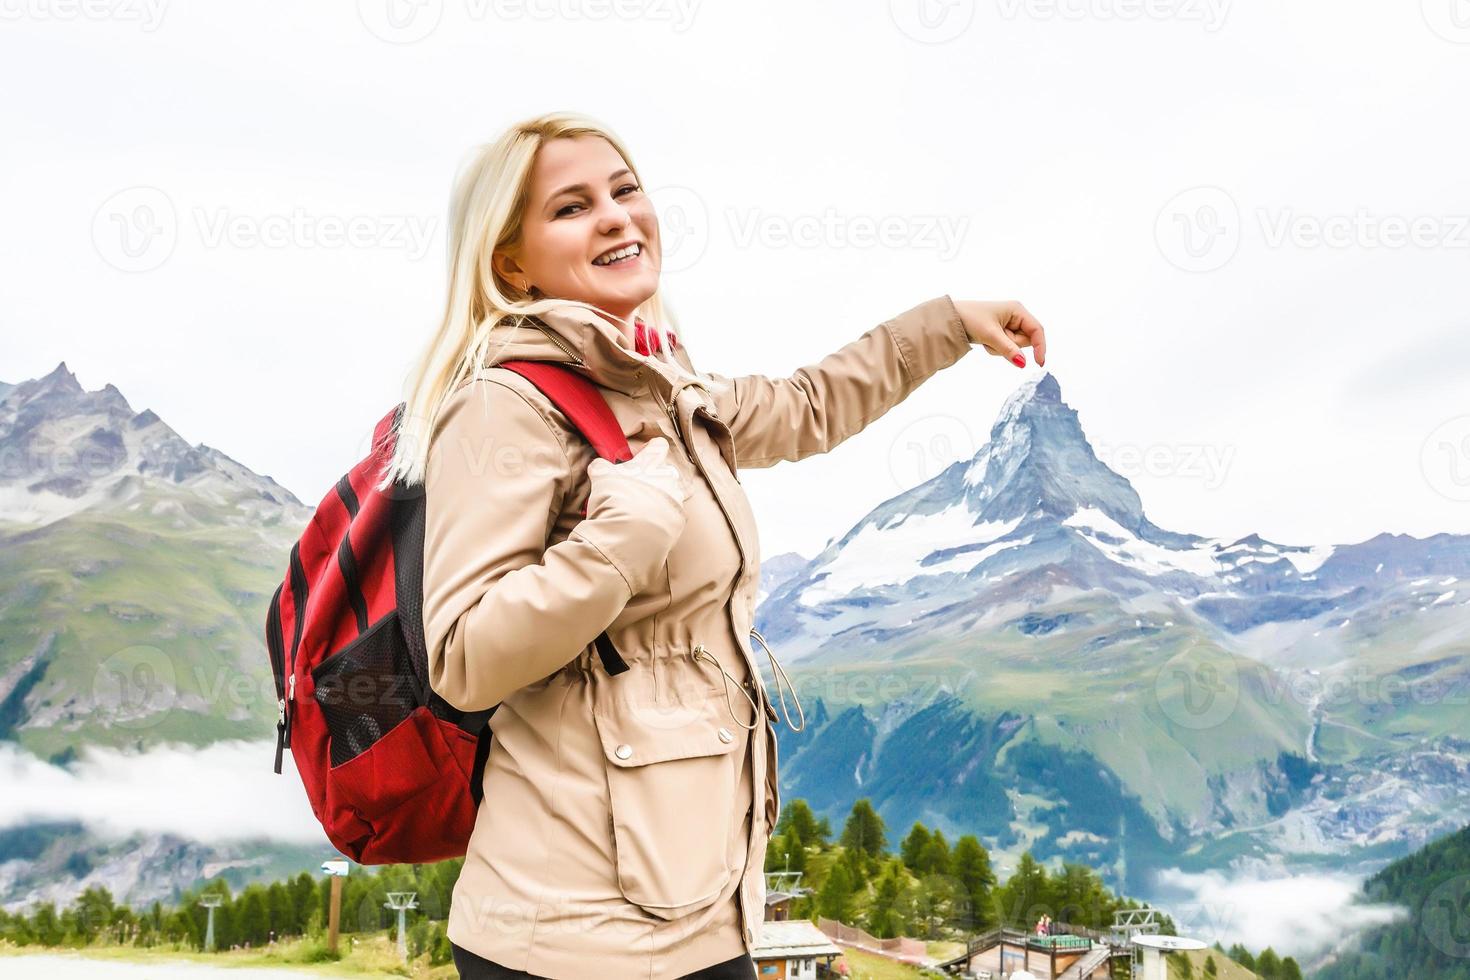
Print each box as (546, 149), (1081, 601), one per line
(953, 300), (1048, 369)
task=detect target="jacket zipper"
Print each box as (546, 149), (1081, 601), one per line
(656, 385), (699, 466)
(529, 319), (587, 366)
(675, 402), (762, 686)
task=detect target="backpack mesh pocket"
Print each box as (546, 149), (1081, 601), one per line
(311, 610), (420, 767)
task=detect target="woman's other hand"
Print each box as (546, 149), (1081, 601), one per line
(954, 299), (1048, 369)
(587, 436), (687, 513)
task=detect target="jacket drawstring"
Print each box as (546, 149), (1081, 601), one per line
(749, 628), (805, 733)
(691, 644), (760, 730)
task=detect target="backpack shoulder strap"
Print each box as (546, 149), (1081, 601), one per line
(494, 361), (633, 464)
(492, 360), (634, 681)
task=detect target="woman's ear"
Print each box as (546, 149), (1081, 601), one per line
(491, 247), (528, 293)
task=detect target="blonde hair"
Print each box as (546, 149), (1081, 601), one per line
(377, 111), (712, 492)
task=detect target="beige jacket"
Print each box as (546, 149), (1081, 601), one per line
(422, 294), (972, 978)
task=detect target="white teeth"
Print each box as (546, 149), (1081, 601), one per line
(593, 243), (640, 266)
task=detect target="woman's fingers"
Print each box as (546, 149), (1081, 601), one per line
(1008, 302), (1047, 366)
(955, 298), (1049, 368)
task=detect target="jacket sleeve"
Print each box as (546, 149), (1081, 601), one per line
(420, 374), (680, 712)
(693, 294), (972, 469)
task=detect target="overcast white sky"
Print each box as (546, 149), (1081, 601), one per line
(3, 1), (1468, 560)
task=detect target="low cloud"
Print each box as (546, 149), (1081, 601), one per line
(1150, 865), (1410, 958)
(0, 739), (327, 846)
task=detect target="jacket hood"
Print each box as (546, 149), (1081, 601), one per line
(483, 304), (690, 399)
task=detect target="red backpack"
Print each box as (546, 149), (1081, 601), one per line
(265, 361), (635, 865)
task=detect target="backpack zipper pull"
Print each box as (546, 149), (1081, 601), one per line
(282, 673), (296, 750)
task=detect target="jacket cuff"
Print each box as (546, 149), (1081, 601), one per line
(882, 294), (971, 386)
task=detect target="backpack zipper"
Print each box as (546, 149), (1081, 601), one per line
(282, 543), (308, 753)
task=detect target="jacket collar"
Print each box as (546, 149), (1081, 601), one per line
(485, 304), (692, 400)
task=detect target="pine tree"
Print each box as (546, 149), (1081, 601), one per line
(765, 828), (807, 874)
(238, 887), (269, 946)
(291, 872), (317, 937)
(74, 886), (116, 941)
(777, 800), (825, 849)
(997, 851), (1047, 928)
(919, 830), (952, 877)
(866, 862), (906, 938)
(900, 822), (932, 873)
(1049, 862), (1112, 928)
(837, 841), (870, 890)
(817, 861), (856, 922)
(839, 799), (887, 858)
(31, 899), (60, 946)
(1228, 943), (1256, 971)
(951, 835), (997, 930)
(265, 881), (291, 941)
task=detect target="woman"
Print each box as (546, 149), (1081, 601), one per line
(382, 112), (1047, 980)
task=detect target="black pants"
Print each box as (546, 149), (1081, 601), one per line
(451, 941), (756, 979)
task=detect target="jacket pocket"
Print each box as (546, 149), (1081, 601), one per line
(593, 692), (742, 920)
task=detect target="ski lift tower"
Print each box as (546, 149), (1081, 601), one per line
(1109, 908), (1164, 977)
(1109, 907), (1162, 949)
(1133, 934), (1207, 980)
(384, 891), (419, 963)
(198, 893), (223, 952)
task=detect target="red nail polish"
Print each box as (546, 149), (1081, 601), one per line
(1011, 353), (1026, 368)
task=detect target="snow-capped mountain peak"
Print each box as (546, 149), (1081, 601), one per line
(756, 371), (1470, 664)
(0, 363), (305, 528)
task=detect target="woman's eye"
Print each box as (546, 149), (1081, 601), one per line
(554, 185), (639, 218)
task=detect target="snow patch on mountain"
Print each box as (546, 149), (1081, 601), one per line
(800, 508), (1023, 604)
(1063, 505), (1222, 577)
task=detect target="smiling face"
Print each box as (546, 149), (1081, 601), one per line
(494, 135), (661, 329)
